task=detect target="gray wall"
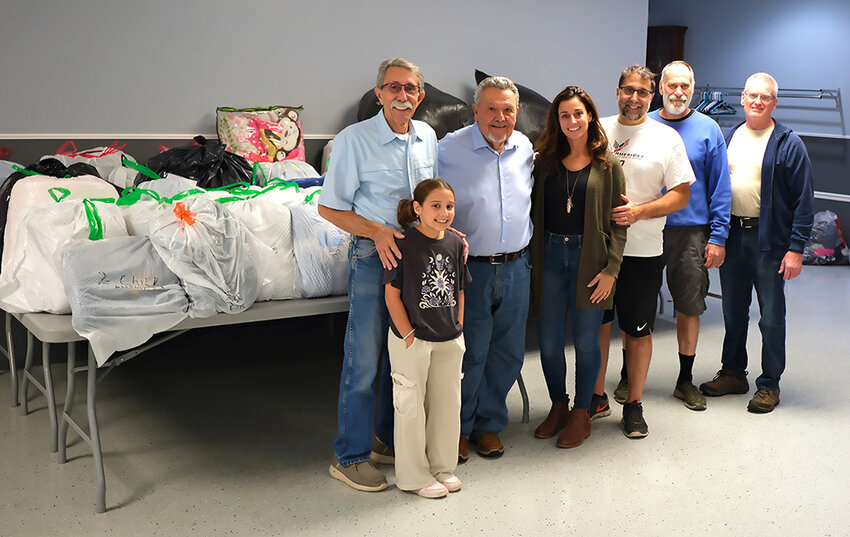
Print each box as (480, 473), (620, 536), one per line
(649, 0), (850, 244)
(649, 0), (847, 137)
(0, 0), (648, 138)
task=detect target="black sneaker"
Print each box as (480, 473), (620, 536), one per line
(622, 401), (648, 438)
(588, 393), (612, 420)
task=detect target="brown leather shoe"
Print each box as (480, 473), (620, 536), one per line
(556, 408), (591, 448)
(458, 437), (469, 464)
(534, 401), (569, 439)
(747, 389), (780, 413)
(699, 369), (749, 396)
(471, 432), (504, 458)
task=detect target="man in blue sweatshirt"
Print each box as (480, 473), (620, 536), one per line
(646, 61), (732, 412)
(699, 72), (813, 413)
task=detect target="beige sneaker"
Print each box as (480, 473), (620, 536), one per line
(329, 460), (388, 492)
(369, 435), (395, 465)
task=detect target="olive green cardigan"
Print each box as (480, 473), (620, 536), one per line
(529, 152), (627, 319)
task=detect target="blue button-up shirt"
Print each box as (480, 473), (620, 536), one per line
(319, 111), (439, 230)
(438, 124), (534, 256)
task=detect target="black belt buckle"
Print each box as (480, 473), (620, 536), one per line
(733, 216), (759, 229)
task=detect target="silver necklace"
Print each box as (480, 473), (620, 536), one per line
(566, 166), (588, 214)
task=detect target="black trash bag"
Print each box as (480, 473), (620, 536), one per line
(357, 82), (473, 140)
(134, 135), (252, 189)
(474, 69), (551, 144)
(0, 158), (116, 268)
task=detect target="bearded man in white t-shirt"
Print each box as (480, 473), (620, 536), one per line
(589, 65), (696, 438)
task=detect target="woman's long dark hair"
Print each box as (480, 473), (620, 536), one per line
(535, 85), (610, 172)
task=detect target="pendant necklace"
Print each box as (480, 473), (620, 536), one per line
(566, 166), (588, 214)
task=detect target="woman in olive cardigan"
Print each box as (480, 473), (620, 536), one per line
(529, 86), (627, 448)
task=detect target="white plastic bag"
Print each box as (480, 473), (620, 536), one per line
(61, 236), (189, 366)
(45, 142), (135, 183)
(148, 197), (259, 317)
(290, 201), (349, 298)
(117, 189), (172, 237)
(256, 160), (319, 185)
(137, 173), (199, 199)
(0, 199), (128, 313)
(2, 174), (117, 270)
(219, 193), (298, 301)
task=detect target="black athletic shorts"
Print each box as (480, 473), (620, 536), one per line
(602, 255), (664, 338)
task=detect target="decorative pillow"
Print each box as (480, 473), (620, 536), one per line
(217, 106), (305, 162)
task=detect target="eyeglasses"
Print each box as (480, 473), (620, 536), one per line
(379, 82), (421, 95)
(743, 92), (776, 103)
(619, 86), (652, 98)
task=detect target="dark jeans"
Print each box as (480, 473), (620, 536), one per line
(719, 226), (786, 391)
(461, 252), (531, 437)
(537, 233), (604, 410)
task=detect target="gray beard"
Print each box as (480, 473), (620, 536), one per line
(663, 94), (691, 116)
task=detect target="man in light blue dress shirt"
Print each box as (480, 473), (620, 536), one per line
(438, 76), (534, 461)
(319, 58), (438, 492)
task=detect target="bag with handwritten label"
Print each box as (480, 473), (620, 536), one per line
(61, 236), (189, 366)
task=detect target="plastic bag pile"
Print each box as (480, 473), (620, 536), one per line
(0, 158), (348, 366)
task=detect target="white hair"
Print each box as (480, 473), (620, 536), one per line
(745, 72), (779, 99)
(473, 76), (519, 107)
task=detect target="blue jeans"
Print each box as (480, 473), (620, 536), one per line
(333, 238), (394, 465)
(719, 226), (786, 391)
(537, 233), (604, 410)
(461, 251), (531, 437)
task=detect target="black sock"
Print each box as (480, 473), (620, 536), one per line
(678, 353), (696, 384)
(620, 349), (628, 381)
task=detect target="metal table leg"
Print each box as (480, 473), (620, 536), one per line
(58, 342), (76, 464)
(18, 335), (58, 452)
(57, 343), (106, 513)
(5, 312), (19, 407)
(88, 346), (106, 514)
(18, 332), (34, 413)
(517, 372), (529, 424)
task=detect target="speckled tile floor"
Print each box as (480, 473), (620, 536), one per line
(1, 266), (848, 536)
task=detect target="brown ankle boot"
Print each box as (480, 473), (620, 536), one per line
(556, 409), (591, 448)
(534, 401), (569, 439)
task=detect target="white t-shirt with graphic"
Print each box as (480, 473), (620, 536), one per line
(601, 116), (696, 257)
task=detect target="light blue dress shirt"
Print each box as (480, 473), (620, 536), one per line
(438, 124), (534, 256)
(319, 111), (438, 230)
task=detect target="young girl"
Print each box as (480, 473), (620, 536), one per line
(384, 178), (471, 499)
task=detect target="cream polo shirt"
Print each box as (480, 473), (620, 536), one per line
(727, 123), (774, 217)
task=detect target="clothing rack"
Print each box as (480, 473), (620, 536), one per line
(696, 86), (840, 100)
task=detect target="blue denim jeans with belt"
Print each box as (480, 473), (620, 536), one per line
(461, 251), (531, 437)
(332, 237), (394, 465)
(537, 232), (605, 410)
(719, 226), (786, 391)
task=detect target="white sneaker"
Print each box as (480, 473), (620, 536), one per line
(439, 475), (462, 492)
(417, 480), (448, 499)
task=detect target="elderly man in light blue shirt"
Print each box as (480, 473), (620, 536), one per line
(319, 58), (438, 493)
(439, 76), (534, 461)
